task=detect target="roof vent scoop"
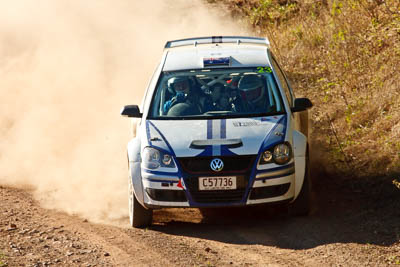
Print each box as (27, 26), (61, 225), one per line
(211, 36), (223, 43)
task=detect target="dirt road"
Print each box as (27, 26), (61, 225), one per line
(1, 174), (399, 267)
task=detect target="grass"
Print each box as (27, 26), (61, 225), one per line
(387, 255), (400, 265)
(0, 251), (7, 267)
(218, 0), (400, 178)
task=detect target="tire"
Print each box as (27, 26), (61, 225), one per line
(289, 155), (311, 216)
(129, 178), (153, 228)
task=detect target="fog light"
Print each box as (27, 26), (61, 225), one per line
(162, 154), (172, 166)
(262, 151), (273, 162)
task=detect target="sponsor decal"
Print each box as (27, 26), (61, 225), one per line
(233, 121), (260, 127)
(256, 66), (273, 73)
(261, 116), (282, 123)
(177, 178), (186, 189)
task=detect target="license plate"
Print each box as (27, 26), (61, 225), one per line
(198, 176), (237, 190)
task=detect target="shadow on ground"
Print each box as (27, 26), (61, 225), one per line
(150, 172), (400, 250)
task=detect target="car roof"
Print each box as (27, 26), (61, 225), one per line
(162, 36), (271, 72)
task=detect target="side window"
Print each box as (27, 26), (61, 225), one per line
(141, 63), (163, 114)
(270, 56), (293, 107)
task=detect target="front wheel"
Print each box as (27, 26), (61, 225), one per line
(129, 178), (153, 228)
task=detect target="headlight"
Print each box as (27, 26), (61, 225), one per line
(259, 143), (292, 165)
(142, 147), (175, 169)
(273, 143), (291, 165)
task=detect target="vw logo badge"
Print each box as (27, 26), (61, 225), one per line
(210, 158), (224, 172)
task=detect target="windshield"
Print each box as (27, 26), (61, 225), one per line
(148, 67), (285, 119)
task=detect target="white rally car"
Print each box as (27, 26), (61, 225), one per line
(121, 36), (313, 227)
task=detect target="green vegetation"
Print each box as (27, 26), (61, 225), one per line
(222, 0), (400, 177)
(387, 255), (400, 265)
(0, 251), (7, 267)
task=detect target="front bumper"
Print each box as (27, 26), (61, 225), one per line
(140, 157), (296, 208)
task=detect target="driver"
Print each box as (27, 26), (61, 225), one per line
(237, 74), (269, 113)
(163, 77), (192, 114)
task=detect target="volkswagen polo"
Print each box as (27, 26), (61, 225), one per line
(121, 36), (313, 227)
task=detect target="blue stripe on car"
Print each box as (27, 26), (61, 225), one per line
(143, 169), (179, 176)
(258, 115), (287, 153)
(144, 121), (184, 184)
(196, 119), (237, 157)
(241, 115), (287, 203)
(147, 121), (175, 156)
(145, 121), (152, 146)
(221, 119), (226, 139)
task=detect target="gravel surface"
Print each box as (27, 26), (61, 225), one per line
(0, 175), (399, 266)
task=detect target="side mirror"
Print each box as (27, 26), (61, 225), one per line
(120, 105), (142, 118)
(291, 98), (313, 113)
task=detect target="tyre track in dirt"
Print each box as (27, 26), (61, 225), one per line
(1, 179), (399, 266)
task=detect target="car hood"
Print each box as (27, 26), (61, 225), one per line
(144, 115), (286, 158)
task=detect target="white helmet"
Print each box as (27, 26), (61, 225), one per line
(167, 76), (190, 94)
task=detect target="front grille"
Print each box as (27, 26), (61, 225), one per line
(188, 189), (246, 203)
(249, 183), (291, 200)
(185, 175), (248, 203)
(178, 155), (256, 174)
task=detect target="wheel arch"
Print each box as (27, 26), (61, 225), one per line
(292, 130), (308, 199)
(127, 136), (145, 206)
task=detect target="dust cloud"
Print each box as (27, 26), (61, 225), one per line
(0, 0), (249, 223)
